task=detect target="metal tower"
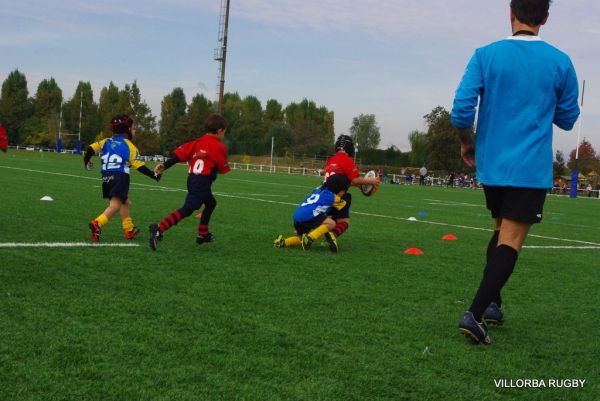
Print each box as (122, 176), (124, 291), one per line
(214, 0), (231, 114)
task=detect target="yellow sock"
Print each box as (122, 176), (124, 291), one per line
(95, 214), (109, 227)
(308, 224), (329, 241)
(284, 236), (302, 247)
(122, 217), (134, 232)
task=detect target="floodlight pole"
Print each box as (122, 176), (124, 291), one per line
(217, 0), (231, 115)
(570, 79), (585, 198)
(57, 104), (63, 153)
(270, 136), (274, 173)
(76, 92), (83, 154)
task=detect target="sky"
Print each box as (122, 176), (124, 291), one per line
(1, 0), (599, 156)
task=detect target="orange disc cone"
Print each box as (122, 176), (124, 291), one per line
(196, 212), (203, 219)
(404, 247), (424, 255)
(442, 234), (458, 241)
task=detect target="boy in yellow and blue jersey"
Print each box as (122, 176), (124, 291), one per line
(83, 114), (161, 241)
(273, 174), (349, 253)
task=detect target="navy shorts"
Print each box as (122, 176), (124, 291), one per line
(484, 186), (547, 224)
(330, 192), (351, 220)
(294, 214), (327, 235)
(102, 172), (130, 201)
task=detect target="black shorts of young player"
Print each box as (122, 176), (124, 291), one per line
(102, 172), (130, 201)
(294, 214), (328, 235)
(329, 192), (352, 220)
(483, 186), (547, 224)
(179, 175), (217, 219)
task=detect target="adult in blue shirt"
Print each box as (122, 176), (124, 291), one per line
(451, 0), (580, 345)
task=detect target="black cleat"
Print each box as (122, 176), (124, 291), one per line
(459, 311), (492, 345)
(149, 224), (162, 251)
(324, 232), (338, 253)
(196, 232), (215, 245)
(301, 234), (313, 251)
(482, 302), (504, 326)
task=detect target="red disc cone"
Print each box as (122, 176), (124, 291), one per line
(442, 234), (458, 241)
(196, 212), (203, 219)
(404, 247), (424, 255)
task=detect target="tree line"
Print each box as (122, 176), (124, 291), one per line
(2, 69), (596, 174)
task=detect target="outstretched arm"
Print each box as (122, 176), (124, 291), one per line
(83, 146), (95, 170)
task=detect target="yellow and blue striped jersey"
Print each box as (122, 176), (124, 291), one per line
(90, 136), (145, 174)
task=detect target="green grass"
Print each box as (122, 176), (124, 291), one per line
(1, 150), (599, 401)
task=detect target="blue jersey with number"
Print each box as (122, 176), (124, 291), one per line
(293, 187), (336, 223)
(90, 135), (144, 174)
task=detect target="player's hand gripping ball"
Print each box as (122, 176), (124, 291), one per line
(360, 170), (380, 196)
(154, 163), (165, 175)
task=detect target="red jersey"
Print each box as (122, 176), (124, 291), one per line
(324, 151), (359, 183)
(0, 123), (7, 151)
(173, 134), (230, 177)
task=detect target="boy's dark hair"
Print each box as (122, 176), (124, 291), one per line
(110, 114), (134, 137)
(323, 174), (349, 194)
(510, 0), (551, 26)
(204, 114), (228, 134)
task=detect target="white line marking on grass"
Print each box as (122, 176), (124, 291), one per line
(0, 242), (139, 248)
(427, 202), (482, 207)
(522, 246), (600, 249)
(4, 165), (598, 248)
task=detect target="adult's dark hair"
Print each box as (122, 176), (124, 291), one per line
(510, 0), (551, 26)
(204, 114), (228, 134)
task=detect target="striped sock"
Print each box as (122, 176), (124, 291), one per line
(159, 210), (183, 233)
(95, 213), (109, 227)
(122, 217), (134, 232)
(332, 221), (349, 238)
(198, 224), (209, 237)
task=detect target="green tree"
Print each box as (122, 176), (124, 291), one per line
(160, 87), (187, 153)
(0, 69), (33, 144)
(349, 113), (380, 151)
(424, 106), (464, 172)
(553, 150), (567, 177)
(285, 99), (333, 155)
(268, 122), (294, 154)
(222, 92), (244, 153)
(63, 81), (101, 148)
(176, 93), (213, 144)
(98, 82), (120, 135)
(568, 139), (598, 175)
(408, 130), (428, 167)
(236, 95), (265, 154)
(22, 78), (63, 146)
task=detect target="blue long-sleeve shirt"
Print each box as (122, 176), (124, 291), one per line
(451, 36), (580, 188)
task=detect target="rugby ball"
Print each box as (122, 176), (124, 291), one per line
(360, 170), (377, 196)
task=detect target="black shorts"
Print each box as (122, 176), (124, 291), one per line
(330, 192), (351, 220)
(102, 172), (130, 201)
(294, 214), (327, 235)
(483, 186), (547, 224)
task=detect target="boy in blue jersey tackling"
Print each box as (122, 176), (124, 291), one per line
(451, 0), (580, 344)
(83, 114), (161, 241)
(274, 174), (349, 253)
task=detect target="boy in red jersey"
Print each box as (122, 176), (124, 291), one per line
(323, 135), (380, 242)
(149, 114), (230, 250)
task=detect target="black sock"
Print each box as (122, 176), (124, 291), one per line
(486, 230), (500, 262)
(469, 244), (518, 321)
(486, 230), (502, 306)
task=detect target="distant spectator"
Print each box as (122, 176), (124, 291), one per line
(419, 166), (428, 185)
